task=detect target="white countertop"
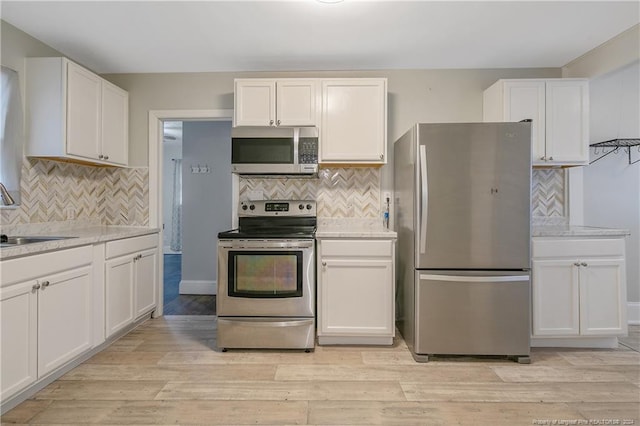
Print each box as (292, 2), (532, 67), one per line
(532, 224), (630, 238)
(316, 218), (397, 239)
(0, 220), (160, 260)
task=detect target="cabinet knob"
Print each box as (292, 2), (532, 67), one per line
(104, 155), (109, 160)
(322, 261), (327, 267)
(276, 119), (281, 126)
(549, 156), (554, 161)
(32, 283), (41, 291)
(540, 156), (546, 161)
(98, 154), (104, 159)
(41, 280), (50, 288)
(574, 262), (581, 267)
(380, 154), (384, 160)
(269, 120), (274, 126)
(581, 262), (588, 267)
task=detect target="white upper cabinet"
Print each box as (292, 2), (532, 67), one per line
(234, 79), (317, 127)
(320, 78), (387, 164)
(26, 57), (129, 167)
(483, 78), (588, 166)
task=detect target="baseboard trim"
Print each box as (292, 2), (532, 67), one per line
(628, 302), (640, 325)
(531, 336), (619, 348)
(179, 280), (216, 295)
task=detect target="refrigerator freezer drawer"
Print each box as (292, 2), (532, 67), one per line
(415, 271), (530, 357)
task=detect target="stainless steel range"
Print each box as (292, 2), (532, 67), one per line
(217, 200), (316, 351)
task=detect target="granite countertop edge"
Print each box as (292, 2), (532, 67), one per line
(0, 226), (160, 260)
(532, 225), (630, 238)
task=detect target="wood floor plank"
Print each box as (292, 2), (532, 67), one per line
(569, 402), (640, 423)
(275, 364), (502, 383)
(60, 364), (277, 381)
(558, 350), (640, 366)
(157, 350), (364, 365)
(307, 401), (588, 425)
(0, 399), (52, 423)
(25, 400), (122, 424)
(156, 380), (406, 401)
(85, 351), (167, 365)
(491, 365), (629, 383)
(400, 381), (640, 402)
(34, 380), (167, 400)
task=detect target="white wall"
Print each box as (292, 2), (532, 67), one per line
(162, 140), (182, 252)
(180, 121), (232, 295)
(584, 61), (640, 304)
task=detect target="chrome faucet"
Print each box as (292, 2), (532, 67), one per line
(0, 183), (16, 206)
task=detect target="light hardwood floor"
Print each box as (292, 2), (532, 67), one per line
(2, 317), (639, 425)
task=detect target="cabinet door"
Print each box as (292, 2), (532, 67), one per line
(579, 258), (626, 336)
(66, 61), (101, 160)
(276, 80), (317, 126)
(320, 79), (387, 163)
(134, 248), (158, 318)
(0, 281), (37, 400)
(502, 81), (546, 164)
(532, 259), (580, 336)
(101, 80), (129, 165)
(38, 266), (93, 377)
(105, 256), (135, 337)
(544, 80), (589, 165)
(234, 80), (276, 126)
(319, 258), (394, 336)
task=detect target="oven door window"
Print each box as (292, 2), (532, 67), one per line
(228, 251), (303, 298)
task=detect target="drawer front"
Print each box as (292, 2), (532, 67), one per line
(106, 234), (158, 259)
(533, 238), (625, 258)
(1, 246), (93, 288)
(320, 239), (393, 257)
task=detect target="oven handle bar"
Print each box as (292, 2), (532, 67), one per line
(219, 240), (314, 249)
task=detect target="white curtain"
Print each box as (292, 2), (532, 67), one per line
(170, 159), (183, 251)
(0, 66), (24, 204)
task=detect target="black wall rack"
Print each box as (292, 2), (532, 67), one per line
(589, 138), (640, 165)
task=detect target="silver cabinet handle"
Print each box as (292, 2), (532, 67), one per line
(549, 156), (554, 161)
(269, 120), (274, 126)
(32, 283), (41, 291)
(540, 156), (546, 161)
(98, 154), (104, 159)
(322, 261), (327, 267)
(574, 262), (581, 267)
(276, 119), (281, 126)
(104, 155), (109, 160)
(581, 262), (588, 267)
(41, 280), (50, 288)
(380, 154), (384, 160)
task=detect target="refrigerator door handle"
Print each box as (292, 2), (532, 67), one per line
(419, 274), (529, 282)
(419, 144), (428, 254)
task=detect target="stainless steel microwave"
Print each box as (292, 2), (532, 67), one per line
(231, 127), (318, 176)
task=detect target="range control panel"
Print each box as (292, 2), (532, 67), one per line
(239, 200), (316, 217)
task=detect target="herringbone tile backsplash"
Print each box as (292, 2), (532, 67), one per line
(239, 168), (381, 218)
(1, 160), (563, 226)
(0, 158), (148, 226)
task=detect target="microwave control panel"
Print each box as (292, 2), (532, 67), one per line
(298, 137), (318, 164)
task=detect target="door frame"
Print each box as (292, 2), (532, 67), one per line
(148, 109), (235, 316)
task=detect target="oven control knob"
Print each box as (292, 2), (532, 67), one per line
(242, 205), (248, 211)
(306, 204), (312, 210)
(298, 204), (304, 210)
(249, 204), (255, 210)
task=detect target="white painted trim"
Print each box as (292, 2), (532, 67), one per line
(628, 302), (640, 325)
(531, 336), (619, 349)
(148, 109), (233, 317)
(318, 336), (393, 345)
(179, 280), (217, 295)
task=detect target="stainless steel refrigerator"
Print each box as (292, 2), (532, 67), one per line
(394, 122), (532, 363)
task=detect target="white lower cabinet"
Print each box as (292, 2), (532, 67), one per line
(0, 246), (93, 401)
(532, 237), (627, 346)
(105, 234), (158, 338)
(317, 238), (395, 345)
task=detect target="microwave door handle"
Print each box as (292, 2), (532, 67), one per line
(293, 127), (300, 165)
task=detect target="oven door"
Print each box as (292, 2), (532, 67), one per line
(217, 239), (315, 317)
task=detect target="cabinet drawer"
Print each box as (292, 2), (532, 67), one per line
(533, 238), (624, 258)
(106, 234), (158, 259)
(1, 246), (93, 288)
(320, 239), (392, 257)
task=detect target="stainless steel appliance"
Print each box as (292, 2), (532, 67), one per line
(394, 122), (532, 363)
(231, 127), (318, 175)
(217, 200), (316, 351)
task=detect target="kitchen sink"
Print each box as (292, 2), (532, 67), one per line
(0, 235), (77, 247)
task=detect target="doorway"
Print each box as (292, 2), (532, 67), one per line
(149, 109), (236, 317)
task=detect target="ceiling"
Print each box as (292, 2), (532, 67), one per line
(2, 1), (639, 74)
